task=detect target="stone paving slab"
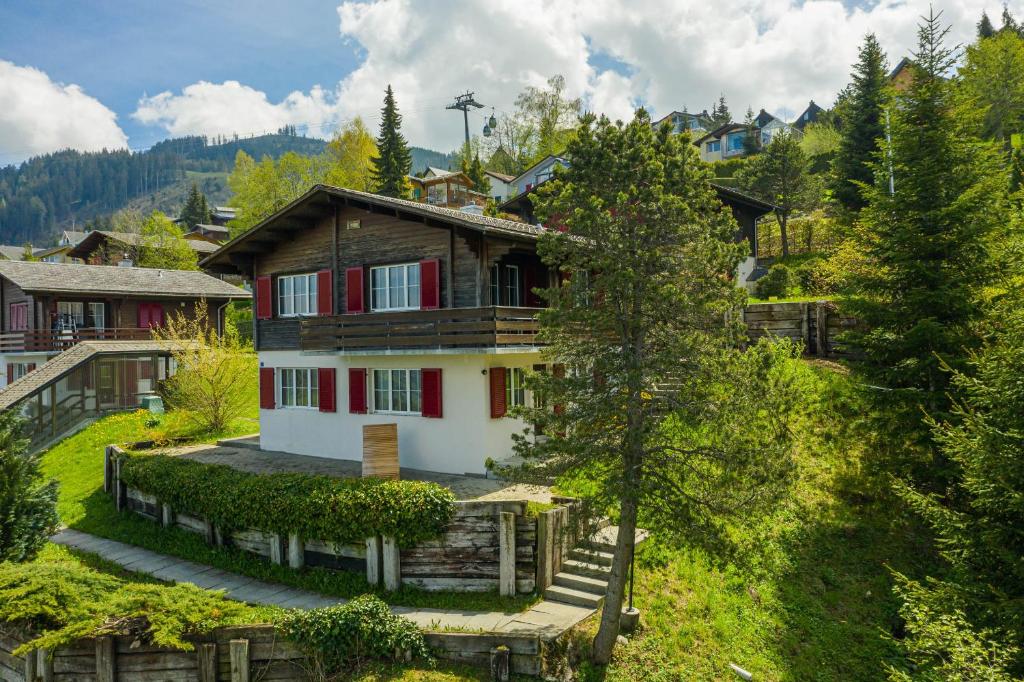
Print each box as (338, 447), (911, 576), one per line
(52, 529), (596, 638)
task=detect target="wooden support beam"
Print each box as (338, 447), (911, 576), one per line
(161, 503), (174, 528)
(229, 639), (250, 682)
(197, 643), (217, 682)
(498, 511), (516, 597)
(114, 457), (125, 512)
(95, 636), (115, 682)
(382, 536), (401, 591)
(36, 647), (53, 682)
(23, 648), (37, 682)
(366, 536), (382, 586)
(815, 302), (828, 357)
(288, 533), (304, 569)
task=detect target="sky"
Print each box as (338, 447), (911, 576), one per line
(0, 0), (1020, 166)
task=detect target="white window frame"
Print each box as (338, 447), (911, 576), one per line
(372, 368), (422, 415)
(9, 362), (29, 382)
(370, 262), (421, 312)
(58, 301), (85, 327)
(506, 367), (526, 408)
(277, 273), (318, 318)
(278, 368), (319, 409)
(505, 265), (521, 307)
(88, 302), (105, 329)
(490, 264), (500, 305)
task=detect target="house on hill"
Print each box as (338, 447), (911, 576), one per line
(185, 223), (230, 244)
(68, 230), (219, 266)
(889, 57), (914, 92)
(408, 168), (488, 209)
(695, 111), (798, 162)
(483, 170), (516, 204)
(793, 100), (825, 131)
(0, 260), (248, 388)
(651, 110), (714, 136)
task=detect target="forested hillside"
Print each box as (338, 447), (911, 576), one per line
(0, 131), (452, 247)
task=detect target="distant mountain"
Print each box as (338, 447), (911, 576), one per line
(0, 132), (456, 247)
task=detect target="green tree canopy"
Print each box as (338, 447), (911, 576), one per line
(179, 182), (211, 229)
(370, 85), (412, 198)
(738, 131), (811, 258)
(0, 411), (58, 563)
(958, 29), (1024, 144)
(322, 118), (377, 191)
(137, 211), (198, 270)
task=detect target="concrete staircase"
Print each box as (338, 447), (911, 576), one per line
(543, 524), (650, 608)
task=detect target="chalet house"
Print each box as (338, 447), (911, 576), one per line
(651, 110), (714, 137)
(509, 155), (569, 198)
(211, 206), (237, 226)
(67, 230), (219, 265)
(483, 170), (516, 204)
(0, 245), (34, 262)
(408, 167), (488, 209)
(793, 100), (825, 131)
(695, 111), (799, 162)
(0, 260), (249, 387)
(889, 57), (914, 92)
(185, 223), (230, 244)
(203, 185), (554, 476)
(753, 109), (798, 146)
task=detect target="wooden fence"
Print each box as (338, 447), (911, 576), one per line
(742, 301), (858, 356)
(105, 447), (580, 598)
(1, 623), (546, 681)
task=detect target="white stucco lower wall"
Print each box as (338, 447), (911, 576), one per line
(258, 350), (542, 476)
(0, 353), (52, 388)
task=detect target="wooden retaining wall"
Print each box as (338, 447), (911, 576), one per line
(105, 448), (582, 598)
(742, 301), (858, 356)
(1, 624), (546, 681)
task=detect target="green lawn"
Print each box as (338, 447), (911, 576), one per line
(41, 409), (537, 613)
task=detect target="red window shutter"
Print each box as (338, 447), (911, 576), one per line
(316, 270), (333, 316)
(137, 303), (148, 329)
(524, 266), (545, 307)
(26, 363), (36, 373)
(421, 368), (443, 418)
(489, 367), (507, 418)
(552, 364), (565, 415)
(259, 367), (275, 409)
(348, 368), (367, 413)
(6, 365), (13, 384)
(419, 259), (440, 310)
(255, 276), (273, 320)
(318, 367), (336, 412)
(345, 267), (364, 314)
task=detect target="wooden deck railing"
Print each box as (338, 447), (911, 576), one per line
(0, 327), (154, 353)
(299, 306), (543, 351)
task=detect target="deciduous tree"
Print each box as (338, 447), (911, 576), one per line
(322, 118), (377, 191)
(738, 131), (810, 258)
(136, 211), (197, 270)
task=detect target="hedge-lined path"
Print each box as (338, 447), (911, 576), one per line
(52, 528), (596, 639)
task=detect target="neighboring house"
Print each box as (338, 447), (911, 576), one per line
(0, 245), (33, 262)
(651, 110), (714, 137)
(34, 230), (90, 264)
(185, 223), (230, 244)
(0, 260), (248, 387)
(67, 230), (219, 265)
(695, 123), (750, 162)
(508, 155), (569, 199)
(408, 168), (488, 209)
(793, 100), (825, 131)
(203, 185), (553, 476)
(483, 170), (515, 204)
(753, 109), (798, 146)
(889, 57), (913, 92)
(210, 206), (237, 226)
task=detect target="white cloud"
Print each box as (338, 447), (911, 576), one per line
(0, 61), (128, 164)
(132, 80), (342, 138)
(130, 0), (1019, 152)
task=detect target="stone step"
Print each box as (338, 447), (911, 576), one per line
(561, 558), (612, 579)
(553, 571), (608, 595)
(584, 525), (651, 552)
(544, 584), (604, 608)
(571, 548), (615, 566)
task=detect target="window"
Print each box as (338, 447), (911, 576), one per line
(706, 140), (721, 153)
(58, 302), (85, 327)
(370, 263), (420, 311)
(277, 273), (318, 317)
(279, 368), (319, 409)
(506, 368), (526, 409)
(505, 265), (521, 307)
(88, 302), (105, 329)
(727, 133), (745, 151)
(9, 363), (29, 382)
(346, 219), (361, 230)
(490, 264), (500, 305)
(372, 369), (421, 414)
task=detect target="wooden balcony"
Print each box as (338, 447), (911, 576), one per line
(0, 328), (154, 353)
(299, 306), (543, 352)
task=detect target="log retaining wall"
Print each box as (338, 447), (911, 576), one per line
(742, 301), (858, 356)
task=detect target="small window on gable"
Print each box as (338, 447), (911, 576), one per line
(346, 219), (361, 230)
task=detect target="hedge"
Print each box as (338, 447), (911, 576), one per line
(119, 455), (457, 547)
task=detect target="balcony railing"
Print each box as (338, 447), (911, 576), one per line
(0, 328), (155, 353)
(299, 306), (542, 352)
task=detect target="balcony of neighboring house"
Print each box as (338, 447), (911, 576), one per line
(0, 327), (155, 354)
(298, 306), (542, 353)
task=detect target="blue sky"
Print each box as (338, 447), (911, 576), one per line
(0, 0), (1015, 165)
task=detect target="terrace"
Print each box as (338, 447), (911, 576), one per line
(0, 327), (154, 353)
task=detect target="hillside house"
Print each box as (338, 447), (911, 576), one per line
(185, 223), (230, 243)
(508, 155), (569, 198)
(793, 100), (825, 131)
(67, 230), (219, 266)
(0, 260), (249, 388)
(483, 170), (515, 204)
(695, 111), (799, 162)
(408, 168), (488, 209)
(651, 110), (714, 136)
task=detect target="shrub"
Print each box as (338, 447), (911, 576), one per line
(755, 263), (800, 299)
(0, 412), (59, 562)
(0, 560), (253, 653)
(119, 455), (456, 547)
(280, 595), (430, 676)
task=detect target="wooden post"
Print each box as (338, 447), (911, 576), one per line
(288, 533), (304, 569)
(103, 446), (112, 494)
(49, 384), (56, 437)
(161, 503), (174, 528)
(365, 536), (382, 586)
(95, 636), (115, 682)
(114, 457), (125, 512)
(229, 639), (250, 682)
(213, 526), (226, 547)
(800, 302), (810, 354)
(36, 647), (53, 682)
(815, 301), (828, 357)
(197, 643), (217, 682)
(536, 509), (555, 592)
(382, 535), (401, 591)
(490, 646), (510, 682)
(269, 533), (284, 565)
(498, 511), (516, 597)
(23, 649), (37, 682)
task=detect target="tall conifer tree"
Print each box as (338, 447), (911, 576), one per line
(180, 182), (211, 229)
(371, 85), (412, 198)
(831, 34), (889, 212)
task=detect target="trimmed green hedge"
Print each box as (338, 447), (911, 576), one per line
(119, 455), (457, 547)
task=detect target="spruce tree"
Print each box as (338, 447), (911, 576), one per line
(0, 411), (58, 563)
(711, 94), (731, 127)
(844, 10), (1009, 482)
(180, 182), (211, 228)
(978, 10), (996, 38)
(831, 34), (889, 212)
(370, 85), (412, 198)
(469, 154), (490, 194)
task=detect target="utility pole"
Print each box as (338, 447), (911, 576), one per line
(446, 92), (484, 150)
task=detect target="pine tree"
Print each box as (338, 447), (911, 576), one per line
(710, 94), (731, 127)
(978, 10), (996, 38)
(1002, 4), (1020, 35)
(180, 182), (211, 228)
(370, 85), (412, 199)
(742, 107), (760, 155)
(831, 34), (889, 212)
(843, 10), (1009, 482)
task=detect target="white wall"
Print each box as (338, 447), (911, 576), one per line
(0, 353), (51, 387)
(258, 350), (541, 476)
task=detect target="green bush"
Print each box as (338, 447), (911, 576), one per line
(0, 412), (59, 562)
(0, 560), (253, 653)
(280, 595), (430, 675)
(119, 455), (457, 547)
(755, 263), (800, 299)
